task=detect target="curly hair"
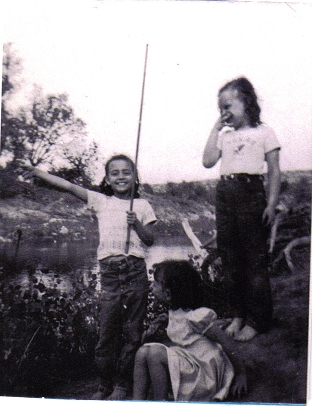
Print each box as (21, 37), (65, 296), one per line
(219, 77), (262, 127)
(153, 260), (206, 311)
(99, 154), (140, 197)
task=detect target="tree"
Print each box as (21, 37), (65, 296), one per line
(53, 139), (101, 187)
(1, 44), (100, 188)
(1, 43), (23, 155)
(2, 42), (22, 99)
(23, 93), (86, 166)
(3, 89), (95, 171)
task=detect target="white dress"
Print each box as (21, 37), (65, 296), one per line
(145, 307), (234, 401)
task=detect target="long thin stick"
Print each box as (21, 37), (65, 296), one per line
(125, 44), (149, 254)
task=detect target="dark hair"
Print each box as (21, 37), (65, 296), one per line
(219, 77), (261, 127)
(99, 154), (140, 197)
(153, 260), (206, 311)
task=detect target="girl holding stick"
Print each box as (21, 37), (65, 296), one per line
(20, 154), (157, 400)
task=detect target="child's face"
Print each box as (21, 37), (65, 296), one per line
(106, 159), (135, 199)
(152, 274), (170, 304)
(218, 89), (250, 130)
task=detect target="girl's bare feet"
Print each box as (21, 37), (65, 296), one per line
(107, 386), (127, 400)
(234, 325), (258, 341)
(91, 386), (112, 400)
(225, 317), (243, 337)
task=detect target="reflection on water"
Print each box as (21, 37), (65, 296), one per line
(14, 268), (73, 294)
(146, 244), (196, 270)
(2, 238), (197, 290)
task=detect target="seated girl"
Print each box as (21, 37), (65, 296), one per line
(133, 260), (247, 401)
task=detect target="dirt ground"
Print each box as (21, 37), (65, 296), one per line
(54, 247), (310, 404)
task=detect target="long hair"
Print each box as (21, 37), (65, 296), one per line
(99, 154), (140, 197)
(153, 260), (206, 311)
(219, 77), (261, 127)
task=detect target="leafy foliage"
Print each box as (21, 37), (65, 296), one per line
(1, 43), (22, 99)
(1, 43), (23, 156)
(2, 93), (87, 167)
(54, 139), (100, 187)
(1, 43), (100, 187)
(0, 163), (26, 198)
(0, 257), (100, 397)
(165, 181), (216, 204)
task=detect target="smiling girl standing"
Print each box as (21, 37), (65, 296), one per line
(203, 77), (281, 342)
(21, 154), (157, 400)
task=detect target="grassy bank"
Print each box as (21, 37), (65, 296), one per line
(1, 170), (310, 248)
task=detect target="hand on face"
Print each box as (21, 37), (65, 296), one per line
(221, 112), (233, 127)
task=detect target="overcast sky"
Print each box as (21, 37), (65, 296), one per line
(1, 0), (312, 184)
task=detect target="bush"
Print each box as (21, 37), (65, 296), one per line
(165, 181), (216, 204)
(0, 166), (25, 198)
(292, 176), (311, 204)
(141, 183), (154, 195)
(0, 258), (100, 397)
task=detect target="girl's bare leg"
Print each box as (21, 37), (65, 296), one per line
(133, 346), (151, 400)
(133, 344), (171, 400)
(147, 345), (171, 400)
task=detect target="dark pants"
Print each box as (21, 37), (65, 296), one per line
(216, 175), (273, 333)
(95, 255), (149, 391)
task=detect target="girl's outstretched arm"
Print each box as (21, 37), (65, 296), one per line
(204, 321), (247, 399)
(263, 148), (281, 226)
(21, 165), (88, 202)
(202, 118), (222, 168)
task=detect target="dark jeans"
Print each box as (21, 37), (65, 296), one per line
(216, 175), (272, 333)
(95, 255), (149, 391)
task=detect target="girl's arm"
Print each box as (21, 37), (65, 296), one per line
(23, 166), (88, 202)
(263, 148), (281, 226)
(202, 118), (222, 168)
(127, 212), (155, 247)
(204, 322), (247, 398)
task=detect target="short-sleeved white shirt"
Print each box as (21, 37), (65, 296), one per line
(87, 191), (157, 260)
(217, 124), (281, 175)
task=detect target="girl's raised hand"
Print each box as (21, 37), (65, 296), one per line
(15, 159), (36, 181)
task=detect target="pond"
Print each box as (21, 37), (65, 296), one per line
(0, 236), (200, 397)
(1, 236), (198, 291)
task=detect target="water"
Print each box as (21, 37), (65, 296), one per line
(146, 243), (196, 270)
(1, 237), (198, 290)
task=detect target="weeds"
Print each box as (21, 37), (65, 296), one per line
(0, 255), (100, 397)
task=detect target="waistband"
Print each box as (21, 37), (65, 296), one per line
(220, 173), (264, 183)
(100, 255), (142, 266)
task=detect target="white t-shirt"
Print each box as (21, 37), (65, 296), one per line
(217, 124), (281, 175)
(87, 191), (157, 260)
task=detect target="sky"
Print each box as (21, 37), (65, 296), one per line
(1, 0), (312, 185)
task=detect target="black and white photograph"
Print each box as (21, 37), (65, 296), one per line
(1, 1), (311, 405)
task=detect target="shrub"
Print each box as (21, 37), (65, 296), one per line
(0, 258), (100, 397)
(165, 181), (216, 204)
(0, 165), (25, 198)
